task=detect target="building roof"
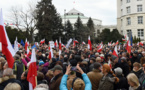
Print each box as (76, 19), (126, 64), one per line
(65, 8), (84, 16)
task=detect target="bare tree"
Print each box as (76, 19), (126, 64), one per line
(10, 1), (38, 43)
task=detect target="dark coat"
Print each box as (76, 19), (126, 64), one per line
(20, 80), (29, 90)
(120, 62), (130, 77)
(114, 75), (129, 90)
(49, 73), (63, 90)
(0, 78), (24, 90)
(131, 56), (140, 65)
(87, 69), (103, 90)
(98, 73), (115, 90)
(131, 68), (144, 78)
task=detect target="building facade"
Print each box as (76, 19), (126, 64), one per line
(117, 0), (145, 40)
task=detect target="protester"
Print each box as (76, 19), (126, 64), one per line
(87, 62), (103, 90)
(127, 73), (141, 90)
(59, 64), (92, 90)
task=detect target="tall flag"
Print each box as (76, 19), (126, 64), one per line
(0, 9), (15, 68)
(48, 48), (53, 60)
(108, 59), (112, 69)
(97, 45), (103, 52)
(126, 37), (131, 54)
(55, 40), (58, 48)
(59, 37), (61, 57)
(25, 39), (28, 51)
(14, 37), (19, 53)
(115, 40), (119, 45)
(21, 39), (25, 46)
(108, 42), (112, 46)
(88, 36), (92, 50)
(112, 45), (118, 57)
(66, 38), (72, 48)
(137, 42), (143, 46)
(130, 34), (133, 46)
(27, 49), (37, 90)
(32, 44), (37, 49)
(40, 39), (45, 44)
(97, 41), (103, 49)
(25, 39), (31, 57)
(73, 39), (79, 47)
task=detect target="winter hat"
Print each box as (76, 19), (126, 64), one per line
(100, 54), (104, 57)
(39, 60), (45, 66)
(114, 67), (123, 76)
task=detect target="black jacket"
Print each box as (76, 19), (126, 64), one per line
(131, 68), (144, 78)
(0, 78), (24, 90)
(120, 62), (130, 77)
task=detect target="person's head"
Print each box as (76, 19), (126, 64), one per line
(21, 70), (28, 80)
(122, 52), (127, 57)
(55, 61), (63, 67)
(3, 68), (13, 77)
(95, 53), (99, 57)
(34, 84), (49, 90)
(127, 73), (140, 87)
(51, 65), (63, 76)
(0, 57), (6, 62)
(96, 57), (101, 63)
(38, 51), (42, 56)
(3, 62), (8, 70)
(133, 62), (141, 71)
(72, 78), (85, 90)
(60, 54), (64, 59)
(133, 51), (138, 57)
(4, 83), (21, 90)
(90, 58), (95, 64)
(93, 62), (101, 71)
(37, 71), (44, 81)
(39, 60), (45, 66)
(121, 57), (127, 63)
(81, 55), (86, 60)
(114, 67), (123, 76)
(142, 51), (145, 57)
(0, 60), (6, 70)
(112, 56), (118, 64)
(13, 54), (20, 60)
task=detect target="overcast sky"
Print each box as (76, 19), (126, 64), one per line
(0, 0), (117, 25)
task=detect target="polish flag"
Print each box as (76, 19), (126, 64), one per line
(0, 9), (15, 68)
(122, 38), (126, 42)
(27, 49), (37, 90)
(139, 42), (143, 46)
(112, 42), (116, 46)
(115, 40), (119, 45)
(35, 42), (39, 46)
(97, 45), (103, 52)
(55, 40), (58, 48)
(25, 39), (28, 51)
(108, 59), (112, 69)
(62, 44), (66, 48)
(40, 39), (45, 44)
(82, 41), (86, 45)
(97, 42), (103, 49)
(18, 43), (20, 48)
(88, 36), (92, 50)
(48, 48), (53, 60)
(126, 37), (131, 54)
(108, 42), (112, 46)
(73, 40), (79, 47)
(59, 38), (61, 56)
(118, 45), (120, 50)
(112, 45), (118, 57)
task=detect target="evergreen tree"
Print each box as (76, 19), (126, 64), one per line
(65, 20), (74, 39)
(74, 17), (89, 42)
(133, 36), (137, 43)
(87, 17), (95, 43)
(36, 0), (63, 42)
(110, 29), (123, 42)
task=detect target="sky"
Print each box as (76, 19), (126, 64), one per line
(0, 0), (117, 25)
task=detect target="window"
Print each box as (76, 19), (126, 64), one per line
(137, 5), (142, 12)
(126, 6), (131, 13)
(126, 0), (130, 3)
(138, 16), (143, 24)
(127, 17), (131, 25)
(121, 9), (123, 15)
(137, 0), (142, 1)
(138, 29), (144, 40)
(127, 30), (131, 36)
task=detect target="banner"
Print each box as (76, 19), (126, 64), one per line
(66, 38), (72, 48)
(49, 41), (54, 48)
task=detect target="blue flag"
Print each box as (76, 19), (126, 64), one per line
(21, 39), (25, 46)
(32, 44), (37, 49)
(130, 33), (133, 46)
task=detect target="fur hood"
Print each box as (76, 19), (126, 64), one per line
(0, 75), (16, 84)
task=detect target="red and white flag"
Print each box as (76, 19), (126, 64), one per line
(108, 42), (112, 46)
(97, 42), (103, 49)
(48, 48), (53, 60)
(55, 40), (58, 48)
(112, 45), (118, 57)
(115, 40), (119, 45)
(18, 43), (20, 48)
(97, 45), (103, 52)
(108, 59), (112, 69)
(139, 42), (143, 46)
(25, 39), (28, 51)
(14, 37), (19, 53)
(88, 36), (92, 50)
(25, 39), (31, 57)
(62, 44), (66, 48)
(59, 38), (61, 56)
(0, 9), (15, 68)
(73, 40), (79, 47)
(122, 38), (126, 42)
(118, 45), (120, 50)
(126, 37), (131, 54)
(27, 49), (37, 90)
(82, 41), (86, 45)
(40, 39), (45, 44)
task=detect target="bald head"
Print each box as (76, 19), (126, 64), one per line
(3, 68), (13, 76)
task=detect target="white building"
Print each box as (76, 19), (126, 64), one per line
(61, 8), (102, 37)
(117, 0), (145, 40)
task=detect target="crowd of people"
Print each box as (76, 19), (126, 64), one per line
(0, 43), (145, 90)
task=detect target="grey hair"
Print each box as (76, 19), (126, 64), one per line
(34, 84), (49, 90)
(3, 68), (13, 76)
